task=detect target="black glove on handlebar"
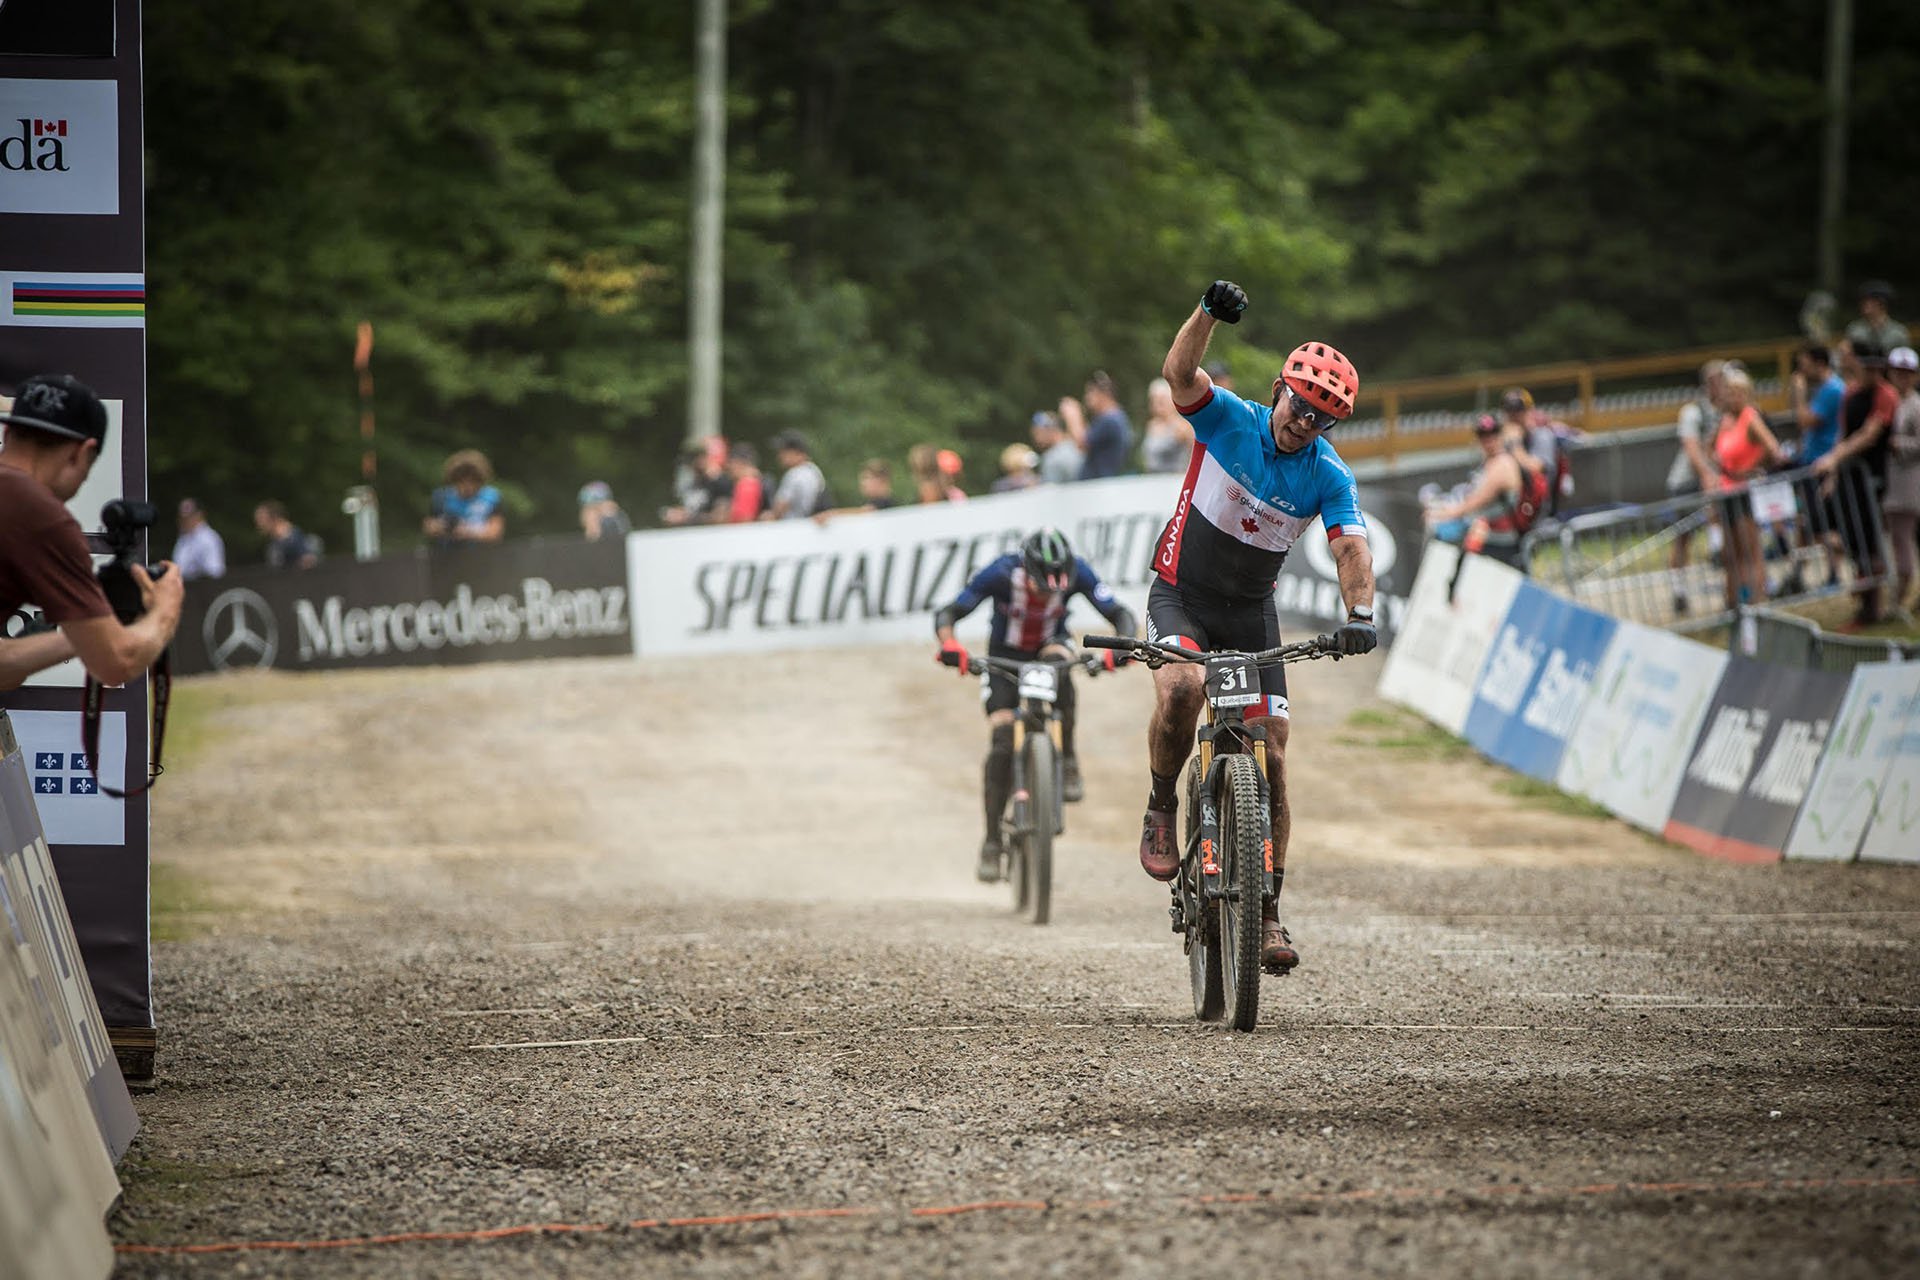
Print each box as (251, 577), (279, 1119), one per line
(1332, 620), (1377, 656)
(1201, 280), (1247, 324)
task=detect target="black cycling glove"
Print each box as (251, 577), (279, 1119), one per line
(1332, 620), (1378, 656)
(1201, 280), (1247, 324)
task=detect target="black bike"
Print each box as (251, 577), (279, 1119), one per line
(939, 649), (1102, 925)
(1085, 633), (1341, 1031)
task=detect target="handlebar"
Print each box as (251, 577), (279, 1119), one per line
(939, 649), (1103, 678)
(1079, 633), (1342, 668)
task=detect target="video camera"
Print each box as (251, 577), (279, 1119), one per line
(95, 499), (170, 624)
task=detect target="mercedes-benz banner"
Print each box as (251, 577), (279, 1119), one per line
(174, 538), (632, 675)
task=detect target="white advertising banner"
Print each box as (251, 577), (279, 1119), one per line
(1785, 663), (1920, 862)
(627, 475), (1413, 658)
(0, 78), (119, 215)
(1855, 678), (1920, 865)
(1374, 544), (1525, 734)
(1555, 620), (1730, 833)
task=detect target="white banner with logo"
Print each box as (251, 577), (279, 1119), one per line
(1555, 620), (1730, 832)
(1784, 663), (1920, 862)
(1374, 544), (1525, 734)
(1854, 673), (1920, 865)
(626, 474), (1410, 658)
(0, 78), (119, 215)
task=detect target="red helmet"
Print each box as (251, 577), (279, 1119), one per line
(1276, 341), (1360, 421)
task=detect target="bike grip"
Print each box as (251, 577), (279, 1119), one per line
(1082, 634), (1130, 650)
(938, 649), (963, 668)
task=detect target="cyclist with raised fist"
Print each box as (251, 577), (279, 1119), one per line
(1137, 280), (1379, 972)
(934, 529), (1137, 881)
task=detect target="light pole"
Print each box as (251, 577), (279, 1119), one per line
(687, 0), (726, 444)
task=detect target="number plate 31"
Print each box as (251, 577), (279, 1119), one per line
(1205, 656), (1260, 709)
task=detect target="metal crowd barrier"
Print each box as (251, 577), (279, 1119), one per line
(1731, 605), (1920, 673)
(1524, 460), (1889, 633)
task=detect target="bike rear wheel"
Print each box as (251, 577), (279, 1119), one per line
(1024, 733), (1055, 925)
(1218, 754), (1266, 1032)
(1184, 759), (1223, 1021)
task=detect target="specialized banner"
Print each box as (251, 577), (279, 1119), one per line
(1, 0), (155, 1046)
(1461, 581), (1618, 781)
(1374, 545), (1526, 735)
(171, 538), (632, 676)
(626, 473), (1425, 658)
(1555, 620), (1729, 833)
(0, 719), (138, 1159)
(1663, 657), (1850, 863)
(1785, 663), (1920, 863)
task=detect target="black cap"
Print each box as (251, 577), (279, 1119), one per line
(1860, 279), (1895, 301)
(0, 373), (108, 445)
(770, 429), (811, 455)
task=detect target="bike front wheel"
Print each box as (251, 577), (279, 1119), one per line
(1184, 759), (1223, 1022)
(1024, 733), (1055, 925)
(1217, 754), (1267, 1032)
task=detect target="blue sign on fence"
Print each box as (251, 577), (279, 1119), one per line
(1463, 582), (1619, 782)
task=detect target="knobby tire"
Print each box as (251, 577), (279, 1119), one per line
(1025, 733), (1055, 925)
(1219, 754), (1265, 1032)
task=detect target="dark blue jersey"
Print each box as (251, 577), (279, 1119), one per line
(938, 554), (1132, 652)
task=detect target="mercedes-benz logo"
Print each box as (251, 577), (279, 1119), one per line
(202, 588), (279, 671)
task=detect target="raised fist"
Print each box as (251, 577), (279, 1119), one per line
(1201, 280), (1247, 324)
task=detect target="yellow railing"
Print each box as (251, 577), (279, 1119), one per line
(1342, 336), (1804, 462)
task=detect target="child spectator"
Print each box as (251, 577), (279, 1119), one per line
(425, 449), (505, 543)
(991, 444), (1041, 493)
(578, 481), (631, 541)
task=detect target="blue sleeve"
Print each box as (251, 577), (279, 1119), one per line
(947, 557), (1012, 619)
(1178, 384), (1248, 446)
(479, 485), (503, 517)
(1315, 452), (1367, 540)
(1812, 380), (1843, 423)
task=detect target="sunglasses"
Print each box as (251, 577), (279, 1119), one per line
(1285, 387), (1339, 433)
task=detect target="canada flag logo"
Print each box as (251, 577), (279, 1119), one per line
(1241, 517), (1260, 535)
(1, 117), (72, 172)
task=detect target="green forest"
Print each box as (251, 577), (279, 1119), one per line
(145, 0), (1920, 550)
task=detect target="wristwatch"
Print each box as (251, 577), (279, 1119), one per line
(1347, 605), (1375, 624)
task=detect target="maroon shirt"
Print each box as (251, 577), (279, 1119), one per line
(0, 464), (111, 624)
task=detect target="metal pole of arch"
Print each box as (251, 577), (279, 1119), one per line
(687, 0), (726, 444)
(1817, 0), (1852, 296)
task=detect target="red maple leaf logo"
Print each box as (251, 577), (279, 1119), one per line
(1241, 517), (1260, 535)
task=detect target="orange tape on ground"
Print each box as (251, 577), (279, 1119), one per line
(115, 1176), (1920, 1257)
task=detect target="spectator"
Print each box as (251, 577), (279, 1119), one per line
(1816, 341), (1900, 629)
(907, 443), (967, 504)
(1060, 370), (1133, 480)
(990, 444), (1041, 494)
(766, 430), (829, 520)
(424, 449), (505, 544)
(1028, 411), (1082, 484)
(1422, 414), (1546, 569)
(577, 481), (631, 542)
(1665, 361), (1724, 615)
(254, 501), (321, 569)
(661, 437), (733, 526)
(1884, 346), (1920, 621)
(0, 373), (184, 691)
(1499, 386), (1576, 513)
(1784, 344), (1847, 595)
(724, 442), (768, 522)
(1845, 280), (1910, 354)
(171, 497), (226, 581)
(1712, 367), (1784, 610)
(1138, 376), (1193, 474)
(813, 459), (902, 522)
(1203, 360), (1234, 394)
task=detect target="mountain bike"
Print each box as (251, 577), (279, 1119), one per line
(1085, 632), (1341, 1031)
(939, 649), (1103, 925)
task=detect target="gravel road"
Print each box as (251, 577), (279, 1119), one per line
(111, 646), (1919, 1277)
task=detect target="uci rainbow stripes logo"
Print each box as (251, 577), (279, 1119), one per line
(10, 279), (143, 318)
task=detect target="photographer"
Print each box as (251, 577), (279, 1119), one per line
(0, 374), (182, 691)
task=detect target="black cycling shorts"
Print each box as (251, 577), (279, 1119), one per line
(1144, 579), (1289, 719)
(981, 641), (1071, 716)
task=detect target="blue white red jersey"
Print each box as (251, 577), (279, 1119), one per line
(1152, 384), (1366, 601)
(942, 554), (1128, 652)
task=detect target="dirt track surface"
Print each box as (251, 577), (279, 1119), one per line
(115, 646), (1919, 1277)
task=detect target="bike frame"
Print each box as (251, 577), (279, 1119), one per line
(963, 651), (1094, 844)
